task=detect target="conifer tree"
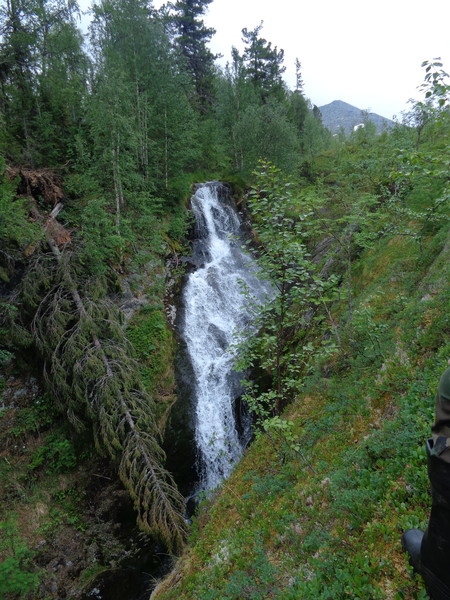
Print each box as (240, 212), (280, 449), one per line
(295, 58), (304, 93)
(241, 21), (286, 103)
(14, 241), (188, 552)
(88, 0), (197, 200)
(171, 0), (217, 113)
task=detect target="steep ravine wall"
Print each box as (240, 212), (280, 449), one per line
(148, 226), (450, 600)
(0, 256), (183, 599)
(0, 169), (193, 599)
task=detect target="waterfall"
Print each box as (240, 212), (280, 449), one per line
(180, 182), (270, 492)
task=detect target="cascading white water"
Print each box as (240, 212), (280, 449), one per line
(181, 182), (269, 492)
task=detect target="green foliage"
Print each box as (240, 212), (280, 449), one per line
(29, 432), (78, 473)
(9, 394), (59, 438)
(170, 0), (217, 113)
(49, 487), (89, 532)
(0, 158), (41, 251)
(260, 416), (309, 466)
(18, 251), (188, 552)
(241, 22), (286, 103)
(78, 197), (125, 275)
(232, 102), (300, 173)
(387, 143), (449, 249)
(0, 0), (198, 542)
(167, 202), (191, 243)
(289, 550), (385, 599)
(0, 0), (87, 165)
(237, 161), (338, 416)
(150, 64), (450, 600)
(0, 517), (39, 598)
(351, 302), (388, 361)
(420, 58), (450, 109)
(128, 307), (167, 359)
(127, 307), (173, 394)
(0, 0), (332, 182)
(1, 3), (449, 592)
(216, 545), (279, 599)
(88, 0), (198, 205)
(0, 345), (12, 361)
(213, 24), (330, 176)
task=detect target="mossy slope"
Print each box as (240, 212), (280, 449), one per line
(152, 197), (449, 599)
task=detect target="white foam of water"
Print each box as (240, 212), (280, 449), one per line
(181, 183), (269, 491)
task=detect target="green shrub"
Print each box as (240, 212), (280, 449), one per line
(29, 432), (78, 473)
(0, 518), (39, 598)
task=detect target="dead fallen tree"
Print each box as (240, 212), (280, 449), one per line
(12, 203), (188, 552)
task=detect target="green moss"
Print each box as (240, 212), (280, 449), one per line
(8, 393), (59, 438)
(0, 517), (40, 597)
(126, 307), (175, 403)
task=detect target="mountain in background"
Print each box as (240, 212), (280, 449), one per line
(318, 100), (395, 134)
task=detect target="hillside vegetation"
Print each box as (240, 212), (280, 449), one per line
(0, 0), (449, 596)
(151, 66), (450, 599)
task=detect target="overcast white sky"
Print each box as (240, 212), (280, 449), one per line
(79, 0), (450, 119)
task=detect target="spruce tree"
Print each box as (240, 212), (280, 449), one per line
(171, 0), (216, 113)
(241, 22), (286, 103)
(18, 245), (188, 551)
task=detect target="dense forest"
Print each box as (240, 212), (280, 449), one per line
(0, 0), (449, 598)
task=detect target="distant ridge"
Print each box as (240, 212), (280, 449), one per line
(318, 100), (395, 135)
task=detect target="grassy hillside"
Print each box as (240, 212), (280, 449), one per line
(154, 241), (448, 599)
(151, 112), (449, 599)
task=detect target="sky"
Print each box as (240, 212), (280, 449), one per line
(79, 0), (450, 120)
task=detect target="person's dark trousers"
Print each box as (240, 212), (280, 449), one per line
(402, 438), (450, 600)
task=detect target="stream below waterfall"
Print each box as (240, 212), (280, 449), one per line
(177, 182), (270, 493)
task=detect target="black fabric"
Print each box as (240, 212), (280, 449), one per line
(416, 441), (450, 599)
(432, 367), (450, 463)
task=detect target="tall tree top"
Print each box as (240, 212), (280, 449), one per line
(295, 58), (304, 94)
(241, 21), (286, 103)
(171, 0), (217, 112)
